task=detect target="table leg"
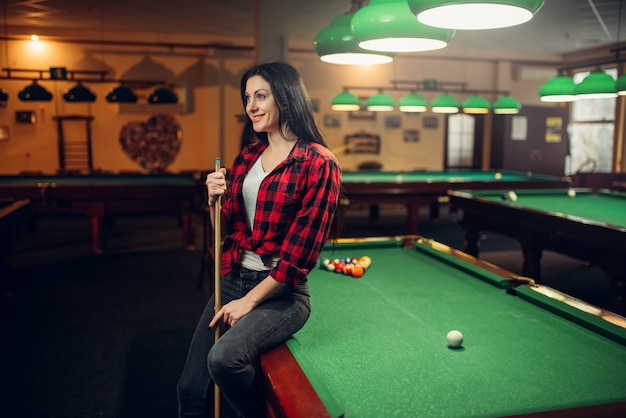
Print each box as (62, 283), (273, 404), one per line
(519, 232), (544, 280)
(90, 215), (104, 253)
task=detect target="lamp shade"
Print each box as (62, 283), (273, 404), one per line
(0, 88), (7, 103)
(431, 94), (460, 113)
(314, 12), (395, 65)
(409, 0), (545, 30)
(63, 82), (96, 102)
(351, 0), (455, 53)
(106, 85), (138, 103)
(617, 73), (626, 96)
(539, 74), (577, 102)
(574, 68), (617, 99)
(493, 95), (521, 114)
(18, 80), (53, 101)
(399, 92), (428, 112)
(366, 91), (395, 111)
(462, 95), (491, 114)
(148, 86), (178, 104)
(331, 90), (361, 111)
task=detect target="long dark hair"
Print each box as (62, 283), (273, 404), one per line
(239, 62), (327, 148)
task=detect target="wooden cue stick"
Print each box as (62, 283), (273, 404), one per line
(213, 157), (222, 418)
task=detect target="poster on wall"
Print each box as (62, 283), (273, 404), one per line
(511, 116), (527, 141)
(545, 117), (563, 143)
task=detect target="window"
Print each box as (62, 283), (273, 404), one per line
(568, 68), (616, 174)
(447, 114), (475, 168)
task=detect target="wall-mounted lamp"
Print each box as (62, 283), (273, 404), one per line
(18, 80), (53, 101)
(409, 0), (545, 30)
(351, 0), (455, 53)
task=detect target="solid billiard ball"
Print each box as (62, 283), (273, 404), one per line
(507, 191), (517, 202)
(352, 264), (364, 278)
(326, 263), (335, 272)
(568, 188), (576, 197)
(494, 172), (502, 180)
(447, 330), (464, 348)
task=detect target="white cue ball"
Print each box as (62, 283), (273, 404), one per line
(507, 191), (518, 202)
(568, 189), (576, 197)
(447, 330), (464, 348)
(494, 172), (502, 180)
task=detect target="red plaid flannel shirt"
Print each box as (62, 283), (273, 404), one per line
(220, 139), (341, 286)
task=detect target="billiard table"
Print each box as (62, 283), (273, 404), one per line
(259, 237), (626, 418)
(340, 170), (570, 235)
(0, 199), (32, 293)
(448, 188), (626, 313)
(0, 173), (201, 252)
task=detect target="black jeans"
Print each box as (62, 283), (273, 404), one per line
(177, 266), (311, 417)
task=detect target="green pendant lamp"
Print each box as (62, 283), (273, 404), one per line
(399, 92), (428, 112)
(351, 0), (455, 53)
(148, 86), (178, 104)
(106, 85), (138, 103)
(409, 0), (544, 30)
(574, 67), (617, 99)
(493, 95), (521, 114)
(462, 95), (491, 114)
(431, 93), (460, 114)
(539, 72), (577, 102)
(366, 90), (394, 111)
(331, 89), (361, 111)
(314, 10), (395, 65)
(18, 80), (53, 101)
(63, 82), (96, 103)
(616, 73), (626, 96)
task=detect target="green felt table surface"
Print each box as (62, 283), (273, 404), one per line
(340, 169), (563, 184)
(288, 238), (626, 418)
(459, 188), (626, 229)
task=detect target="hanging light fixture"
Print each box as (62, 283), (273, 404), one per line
(63, 82), (96, 102)
(616, 73), (626, 96)
(148, 86), (178, 104)
(431, 93), (460, 113)
(574, 67), (617, 99)
(539, 72), (577, 102)
(409, 0), (545, 30)
(314, 3), (395, 65)
(106, 85), (138, 103)
(462, 95), (490, 114)
(331, 89), (361, 111)
(366, 90), (395, 111)
(0, 88), (7, 104)
(493, 95), (521, 114)
(398, 92), (428, 112)
(18, 80), (53, 101)
(351, 0), (455, 53)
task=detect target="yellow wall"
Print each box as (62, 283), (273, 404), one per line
(0, 37), (550, 174)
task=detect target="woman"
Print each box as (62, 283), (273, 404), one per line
(177, 62), (342, 418)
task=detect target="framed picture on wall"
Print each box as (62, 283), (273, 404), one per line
(385, 116), (401, 129)
(324, 115), (341, 127)
(423, 116), (438, 129)
(403, 130), (420, 143)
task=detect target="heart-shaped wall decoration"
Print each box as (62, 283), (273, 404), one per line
(119, 114), (182, 172)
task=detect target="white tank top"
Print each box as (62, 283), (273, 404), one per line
(240, 157), (278, 271)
